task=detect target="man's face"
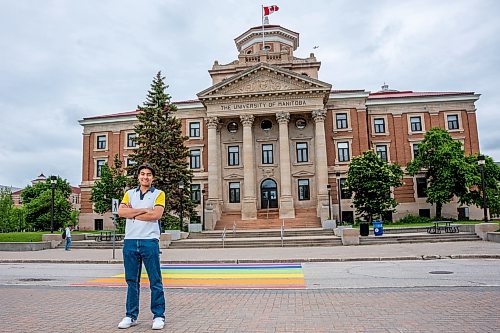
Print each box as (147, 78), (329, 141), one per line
(138, 168), (154, 187)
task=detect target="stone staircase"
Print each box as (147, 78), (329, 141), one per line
(169, 225), (482, 249)
(169, 228), (341, 249)
(214, 208), (321, 230)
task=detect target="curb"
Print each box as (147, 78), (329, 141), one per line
(1, 254), (499, 264)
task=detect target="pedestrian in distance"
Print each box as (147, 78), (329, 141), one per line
(117, 164), (166, 330)
(64, 225), (72, 251)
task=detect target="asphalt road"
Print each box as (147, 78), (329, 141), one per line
(0, 259), (499, 289)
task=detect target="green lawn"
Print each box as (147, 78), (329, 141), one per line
(0, 230), (103, 242)
(0, 232), (47, 242)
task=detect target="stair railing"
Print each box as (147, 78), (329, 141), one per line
(280, 225), (284, 247)
(222, 226), (227, 248)
(232, 222), (236, 236)
(266, 197), (270, 219)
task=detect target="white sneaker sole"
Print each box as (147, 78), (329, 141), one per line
(118, 321), (138, 329)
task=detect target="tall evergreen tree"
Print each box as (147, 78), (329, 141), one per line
(406, 128), (475, 218)
(345, 150), (404, 223)
(128, 72), (194, 230)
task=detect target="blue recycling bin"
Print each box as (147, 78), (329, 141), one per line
(372, 220), (383, 236)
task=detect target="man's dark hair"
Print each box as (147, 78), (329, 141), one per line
(137, 164), (155, 177)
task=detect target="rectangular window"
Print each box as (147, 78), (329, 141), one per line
(374, 118), (385, 133)
(229, 182), (240, 203)
(376, 145), (388, 162)
(228, 146), (239, 166)
(447, 114), (459, 130)
(262, 144), (273, 164)
(412, 143), (420, 159)
(416, 177), (427, 198)
(127, 133), (137, 148)
(339, 178), (349, 199)
(419, 209), (431, 218)
(96, 135), (106, 150)
(298, 179), (310, 200)
(190, 184), (201, 203)
(96, 159), (106, 177)
(94, 219), (104, 231)
(189, 122), (201, 137)
(410, 116), (422, 132)
(337, 142), (350, 162)
(336, 113), (348, 129)
(296, 142), (308, 162)
(126, 159), (136, 167)
(190, 149), (201, 169)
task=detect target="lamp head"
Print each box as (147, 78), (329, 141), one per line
(478, 155), (485, 165)
(50, 175), (57, 184)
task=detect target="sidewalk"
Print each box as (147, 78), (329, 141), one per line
(1, 240), (499, 264)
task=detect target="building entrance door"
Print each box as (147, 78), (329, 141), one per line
(261, 179), (278, 209)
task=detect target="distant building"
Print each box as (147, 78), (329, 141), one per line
(11, 173), (81, 211)
(79, 24), (484, 230)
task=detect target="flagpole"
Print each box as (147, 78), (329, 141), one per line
(262, 5), (265, 51)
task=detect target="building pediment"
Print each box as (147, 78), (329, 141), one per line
(198, 63), (331, 101)
(224, 173), (243, 180)
(291, 170), (315, 177)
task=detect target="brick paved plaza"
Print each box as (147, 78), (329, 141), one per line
(1, 285), (498, 332)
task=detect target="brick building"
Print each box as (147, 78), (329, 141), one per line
(79, 24), (482, 231)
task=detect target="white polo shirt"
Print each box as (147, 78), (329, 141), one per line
(121, 187), (165, 240)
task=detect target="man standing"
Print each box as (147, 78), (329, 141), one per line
(117, 164), (166, 330)
(64, 225), (72, 251)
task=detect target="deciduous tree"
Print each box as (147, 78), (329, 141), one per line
(406, 128), (474, 218)
(345, 150), (404, 223)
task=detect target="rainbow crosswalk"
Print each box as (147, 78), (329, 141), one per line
(75, 263), (306, 289)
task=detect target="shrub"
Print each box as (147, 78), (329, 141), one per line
(397, 214), (432, 224)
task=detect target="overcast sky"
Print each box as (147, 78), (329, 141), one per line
(1, 0), (499, 188)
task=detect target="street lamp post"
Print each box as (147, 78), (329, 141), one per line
(178, 181), (185, 231)
(326, 184), (332, 220)
(50, 175), (57, 233)
(478, 155), (488, 222)
(336, 172), (342, 225)
(201, 189), (206, 231)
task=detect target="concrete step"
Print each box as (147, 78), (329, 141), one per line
(57, 241), (124, 249)
(188, 228), (334, 239)
(169, 236), (343, 249)
(360, 233), (481, 245)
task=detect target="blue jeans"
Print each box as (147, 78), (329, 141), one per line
(123, 239), (165, 320)
(65, 237), (71, 250)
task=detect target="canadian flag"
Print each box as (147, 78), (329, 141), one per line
(263, 5), (279, 16)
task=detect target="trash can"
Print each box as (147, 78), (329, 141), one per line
(359, 223), (370, 236)
(372, 220), (383, 236)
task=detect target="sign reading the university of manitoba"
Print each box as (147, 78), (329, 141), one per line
(220, 99), (307, 111)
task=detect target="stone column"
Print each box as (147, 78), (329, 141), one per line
(240, 114), (257, 219)
(312, 109), (329, 217)
(205, 116), (221, 229)
(276, 111), (295, 219)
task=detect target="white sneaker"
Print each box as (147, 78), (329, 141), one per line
(152, 317), (165, 330)
(118, 317), (137, 329)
